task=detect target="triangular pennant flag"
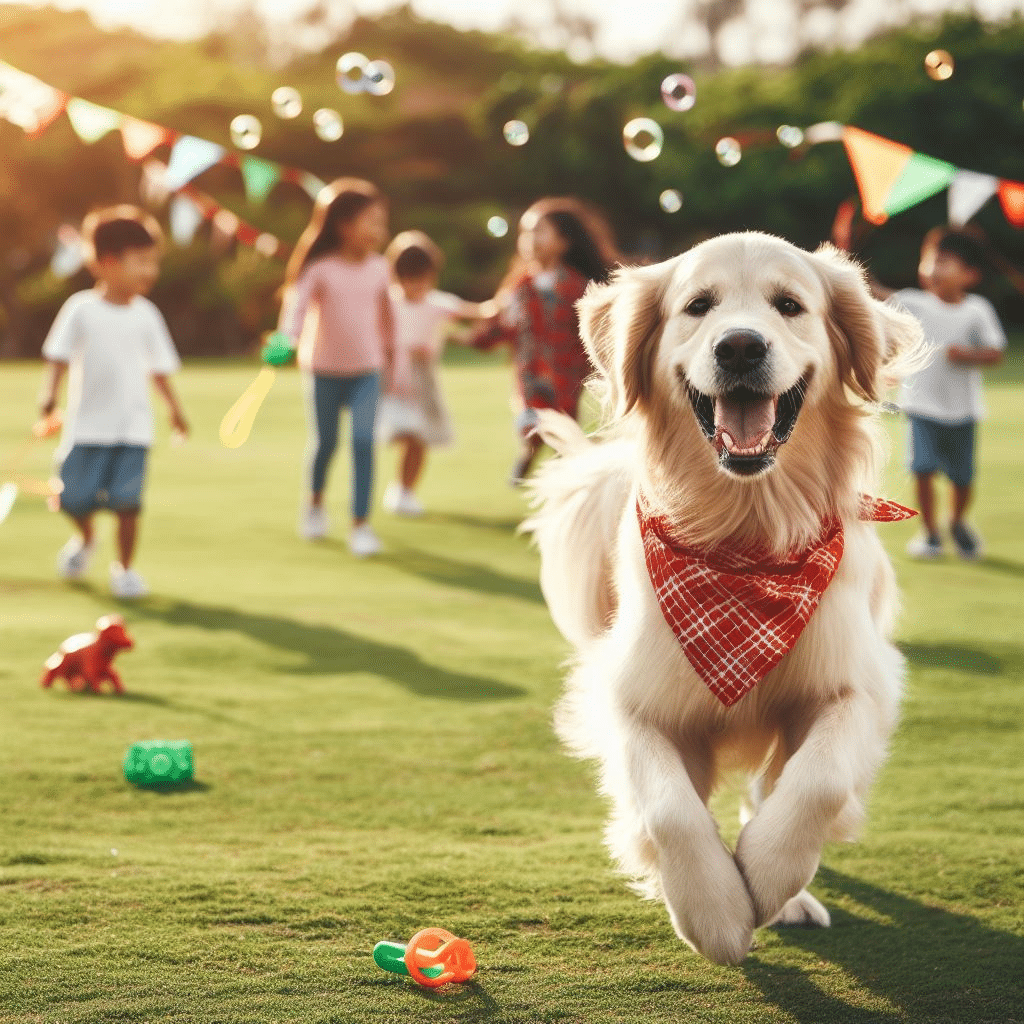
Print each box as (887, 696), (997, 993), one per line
(997, 181), (1024, 228)
(50, 227), (85, 279)
(236, 222), (262, 246)
(65, 98), (121, 143)
(24, 86), (68, 139)
(240, 156), (282, 204)
(121, 116), (172, 160)
(842, 126), (913, 225)
(884, 152), (957, 217)
(165, 136), (227, 190)
(169, 194), (205, 246)
(948, 170), (999, 227)
(299, 171), (327, 200)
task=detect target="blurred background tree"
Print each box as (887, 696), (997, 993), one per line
(0, 3), (1021, 357)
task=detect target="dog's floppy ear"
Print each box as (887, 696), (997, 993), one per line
(813, 243), (927, 403)
(577, 264), (666, 418)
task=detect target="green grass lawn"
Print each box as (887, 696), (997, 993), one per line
(1, 352), (1021, 1024)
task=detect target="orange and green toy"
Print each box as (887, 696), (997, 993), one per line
(372, 928), (476, 988)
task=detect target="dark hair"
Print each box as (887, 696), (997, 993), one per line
(499, 197), (620, 296)
(924, 227), (989, 275)
(284, 178), (384, 286)
(385, 230), (443, 281)
(83, 205), (161, 263)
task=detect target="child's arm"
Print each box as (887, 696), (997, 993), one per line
(947, 346), (1003, 367)
(39, 360), (66, 417)
(380, 287), (412, 397)
(152, 374), (189, 436)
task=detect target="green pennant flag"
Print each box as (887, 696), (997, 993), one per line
(884, 152), (957, 217)
(240, 156), (281, 204)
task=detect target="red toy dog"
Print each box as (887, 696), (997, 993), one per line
(41, 615), (134, 694)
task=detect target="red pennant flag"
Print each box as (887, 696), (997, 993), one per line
(998, 181), (1024, 227)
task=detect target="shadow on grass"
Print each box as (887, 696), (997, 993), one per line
(745, 867), (1023, 1024)
(978, 555), (1024, 579)
(898, 640), (1014, 676)
(125, 596), (525, 702)
(425, 511), (524, 535)
(126, 779), (212, 796)
(410, 979), (503, 1021)
(379, 542), (543, 605)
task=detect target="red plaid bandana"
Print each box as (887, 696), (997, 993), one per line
(638, 495), (916, 706)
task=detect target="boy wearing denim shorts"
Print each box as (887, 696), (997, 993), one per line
(39, 205), (188, 597)
(892, 229), (1005, 560)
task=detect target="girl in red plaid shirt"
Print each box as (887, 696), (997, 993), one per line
(475, 197), (620, 483)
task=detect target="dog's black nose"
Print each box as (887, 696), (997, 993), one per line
(714, 330), (768, 374)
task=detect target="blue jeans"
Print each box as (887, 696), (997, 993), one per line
(307, 371), (380, 520)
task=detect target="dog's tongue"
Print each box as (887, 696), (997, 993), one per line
(714, 394), (776, 451)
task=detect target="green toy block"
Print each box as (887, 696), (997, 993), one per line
(123, 740), (194, 786)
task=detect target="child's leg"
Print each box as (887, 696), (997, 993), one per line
(400, 435), (426, 491)
(115, 511), (139, 568)
(346, 371), (381, 525)
(951, 484), (972, 526)
(106, 446), (147, 569)
(69, 513), (95, 544)
(914, 473), (938, 536)
(309, 375), (344, 506)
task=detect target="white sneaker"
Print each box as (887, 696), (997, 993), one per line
(906, 532), (943, 560)
(300, 505), (330, 540)
(57, 536), (94, 580)
(383, 483), (424, 518)
(349, 523), (383, 558)
(110, 562), (149, 599)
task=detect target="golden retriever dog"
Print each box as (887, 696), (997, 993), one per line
(525, 232), (926, 965)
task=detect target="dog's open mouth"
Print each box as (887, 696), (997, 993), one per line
(686, 372), (811, 477)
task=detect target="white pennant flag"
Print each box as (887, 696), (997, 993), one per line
(169, 194), (204, 246)
(948, 170), (998, 227)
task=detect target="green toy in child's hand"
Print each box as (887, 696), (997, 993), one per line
(261, 331), (295, 367)
(123, 740), (194, 786)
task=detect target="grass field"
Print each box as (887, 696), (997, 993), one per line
(1, 351), (1021, 1024)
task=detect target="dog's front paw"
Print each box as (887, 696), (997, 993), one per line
(768, 888), (831, 928)
(735, 817), (821, 928)
(660, 845), (755, 965)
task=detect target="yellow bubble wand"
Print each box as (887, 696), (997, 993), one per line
(219, 332), (294, 449)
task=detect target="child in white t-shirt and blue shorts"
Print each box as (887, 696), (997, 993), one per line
(39, 206), (188, 598)
(888, 229), (1006, 560)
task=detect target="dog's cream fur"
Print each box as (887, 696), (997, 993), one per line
(525, 233), (926, 965)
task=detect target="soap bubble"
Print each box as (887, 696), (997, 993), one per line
(776, 124), (804, 149)
(659, 189), (683, 213)
(336, 52), (368, 93)
(364, 60), (395, 96)
(924, 49), (954, 81)
(715, 136), (742, 167)
(271, 87), (302, 119)
(313, 108), (344, 142)
(661, 73), (696, 112)
(623, 118), (664, 162)
(487, 216), (509, 238)
(503, 120), (529, 146)
(229, 114), (262, 150)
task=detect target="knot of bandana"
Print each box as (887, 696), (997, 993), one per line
(637, 495), (916, 707)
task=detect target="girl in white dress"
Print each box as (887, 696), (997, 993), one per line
(377, 231), (494, 516)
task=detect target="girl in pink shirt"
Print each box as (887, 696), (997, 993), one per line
(280, 178), (401, 557)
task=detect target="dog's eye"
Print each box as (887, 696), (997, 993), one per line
(774, 296), (803, 317)
(685, 296), (712, 317)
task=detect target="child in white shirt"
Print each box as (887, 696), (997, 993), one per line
(39, 205), (188, 597)
(377, 231), (493, 516)
(882, 228), (1006, 560)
